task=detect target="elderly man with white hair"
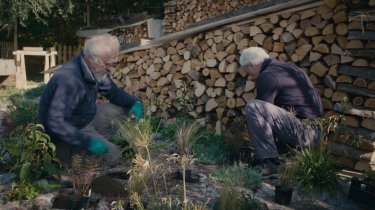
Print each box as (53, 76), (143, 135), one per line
(239, 47), (323, 177)
(39, 34), (143, 164)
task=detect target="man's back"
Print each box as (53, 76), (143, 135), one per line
(256, 59), (323, 119)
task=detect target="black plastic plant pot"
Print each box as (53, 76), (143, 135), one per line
(275, 185), (293, 205)
(52, 195), (90, 210)
(348, 177), (375, 209)
(176, 169), (192, 181)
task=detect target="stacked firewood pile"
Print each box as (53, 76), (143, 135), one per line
(163, 0), (268, 35)
(114, 0), (375, 171)
(111, 22), (148, 44)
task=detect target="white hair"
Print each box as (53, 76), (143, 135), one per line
(239, 47), (270, 66)
(83, 33), (120, 58)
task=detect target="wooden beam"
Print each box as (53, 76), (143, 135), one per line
(334, 103), (375, 119)
(345, 49), (375, 59)
(337, 84), (375, 98)
(339, 65), (375, 81)
(120, 0), (318, 54)
(348, 30), (375, 40)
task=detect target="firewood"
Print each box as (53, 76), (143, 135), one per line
(352, 59), (369, 67)
(216, 51), (227, 61)
(237, 38), (249, 50)
(309, 74), (319, 84)
(269, 14), (279, 24)
(249, 26), (262, 36)
(368, 82), (375, 90)
(323, 54), (340, 66)
(279, 20), (288, 28)
(300, 10), (316, 19)
(242, 92), (255, 102)
(336, 36), (348, 49)
(353, 78), (368, 88)
(324, 88), (333, 98)
(346, 40), (364, 49)
(295, 44), (313, 61)
(365, 98), (375, 109)
(311, 15), (322, 27)
(260, 23), (274, 33)
(226, 62), (238, 73)
(280, 32), (294, 43)
(273, 42), (284, 52)
(321, 98), (333, 109)
(333, 10), (347, 24)
(361, 119), (375, 131)
(226, 43), (237, 54)
(225, 73), (236, 82)
(225, 89), (235, 98)
(214, 78), (226, 87)
(318, 5), (333, 20)
(336, 75), (353, 83)
(335, 23), (348, 36)
(236, 98), (246, 107)
(234, 32), (244, 44)
(312, 36), (323, 46)
(310, 51), (322, 62)
(332, 91), (348, 101)
(254, 34), (266, 45)
(227, 98), (236, 109)
(341, 116), (360, 128)
(206, 98), (218, 112)
(311, 62), (329, 77)
(206, 59), (218, 68)
(313, 43), (330, 53)
(331, 43), (344, 55)
(353, 96), (364, 106)
(227, 82), (235, 91)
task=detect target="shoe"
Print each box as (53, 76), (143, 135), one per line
(252, 158), (282, 178)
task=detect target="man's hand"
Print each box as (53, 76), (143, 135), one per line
(128, 101), (143, 121)
(88, 137), (109, 154)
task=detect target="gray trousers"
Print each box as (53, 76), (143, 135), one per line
(245, 99), (320, 160)
(56, 103), (126, 164)
(80, 103), (128, 163)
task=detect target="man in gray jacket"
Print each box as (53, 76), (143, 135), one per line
(39, 34), (143, 163)
(239, 47), (323, 177)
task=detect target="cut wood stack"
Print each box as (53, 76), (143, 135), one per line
(162, 0), (268, 35)
(111, 22), (148, 44)
(114, 0), (375, 171)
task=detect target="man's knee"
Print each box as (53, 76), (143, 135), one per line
(245, 99), (264, 115)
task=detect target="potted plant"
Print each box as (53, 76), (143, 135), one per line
(348, 170), (375, 209)
(52, 154), (99, 209)
(174, 120), (205, 183)
(275, 160), (295, 205)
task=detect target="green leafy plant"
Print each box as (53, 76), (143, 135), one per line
(293, 145), (339, 198)
(210, 163), (261, 190)
(5, 181), (39, 201)
(6, 124), (60, 182)
(69, 154), (100, 197)
(210, 163), (264, 210)
(192, 134), (228, 164)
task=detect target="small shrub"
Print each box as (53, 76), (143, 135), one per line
(294, 146), (339, 198)
(210, 163), (261, 190)
(5, 124), (60, 182)
(192, 134), (228, 164)
(69, 154), (100, 197)
(5, 181), (39, 201)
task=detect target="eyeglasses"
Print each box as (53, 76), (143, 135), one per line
(104, 61), (120, 68)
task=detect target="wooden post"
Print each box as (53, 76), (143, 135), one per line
(44, 54), (50, 83)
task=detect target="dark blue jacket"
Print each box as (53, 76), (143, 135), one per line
(256, 59), (323, 120)
(39, 53), (137, 148)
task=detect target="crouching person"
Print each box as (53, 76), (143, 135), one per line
(239, 47), (323, 177)
(38, 34), (143, 164)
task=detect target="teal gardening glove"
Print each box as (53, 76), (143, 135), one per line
(88, 137), (109, 155)
(128, 101), (143, 121)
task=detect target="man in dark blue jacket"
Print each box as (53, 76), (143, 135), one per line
(39, 34), (143, 163)
(239, 47), (323, 177)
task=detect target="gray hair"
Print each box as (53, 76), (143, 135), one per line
(239, 47), (270, 66)
(83, 33), (120, 58)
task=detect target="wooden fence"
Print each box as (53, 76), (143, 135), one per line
(0, 42), (79, 64)
(0, 42), (14, 59)
(53, 44), (81, 64)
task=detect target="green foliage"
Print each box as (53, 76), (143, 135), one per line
(210, 163), (261, 190)
(293, 145), (339, 198)
(278, 160), (296, 189)
(5, 85), (43, 128)
(5, 181), (39, 201)
(5, 124), (60, 182)
(175, 120), (205, 155)
(191, 134), (228, 164)
(213, 190), (266, 210)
